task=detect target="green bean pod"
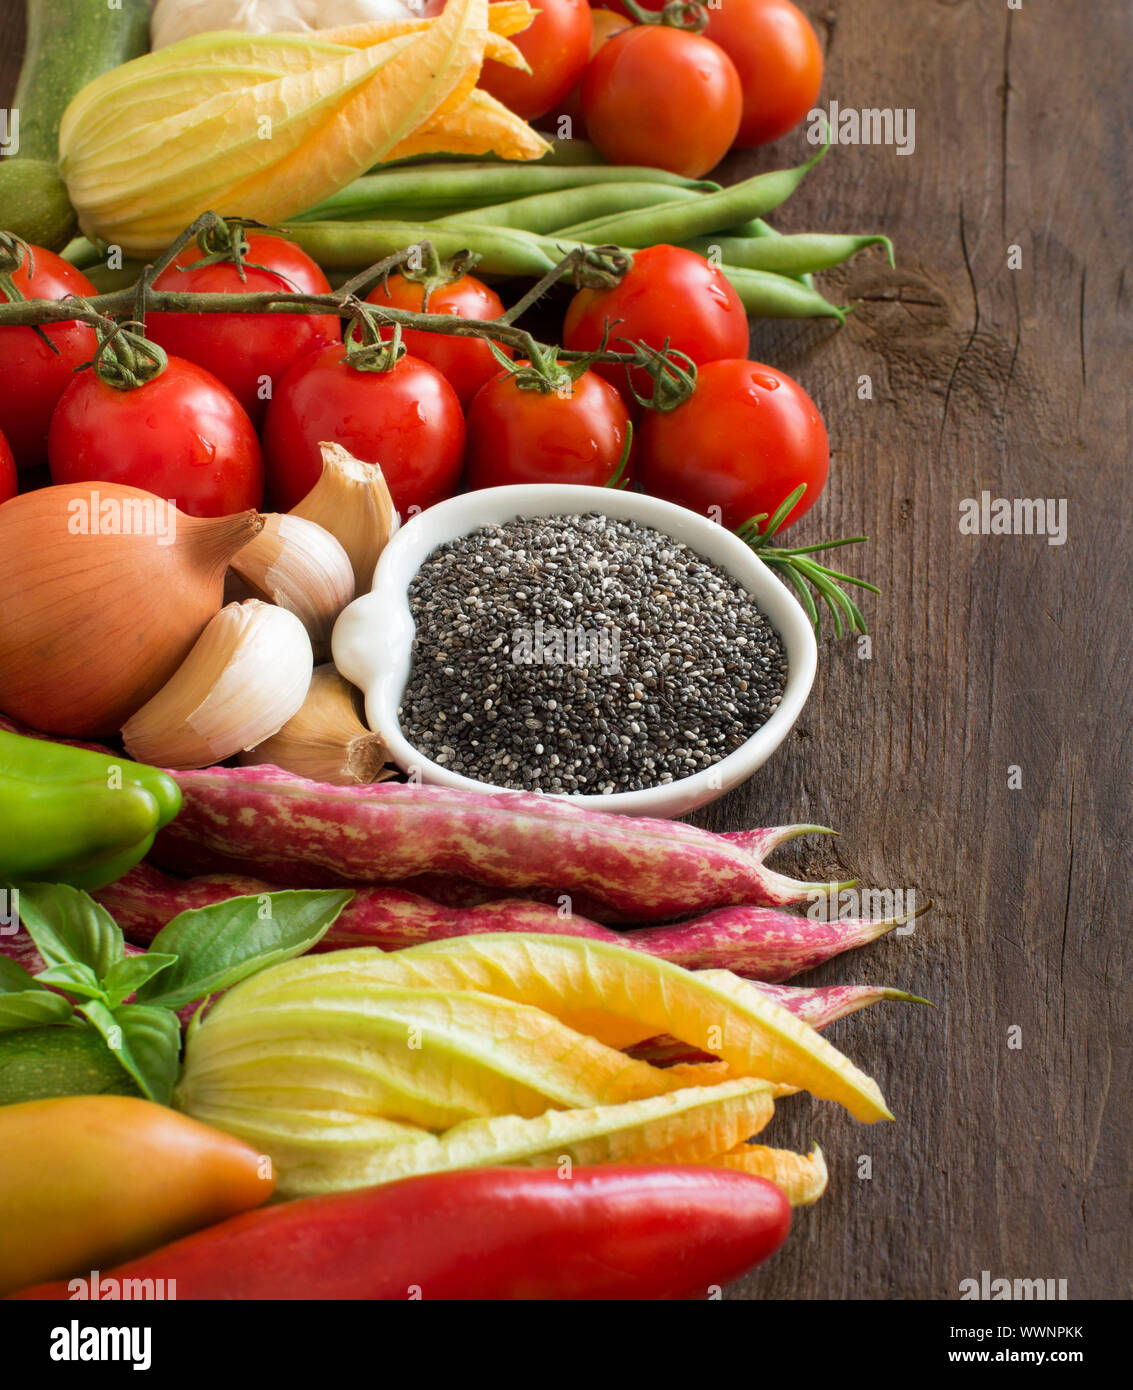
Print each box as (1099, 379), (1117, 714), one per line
(723, 217), (779, 238)
(294, 163), (714, 222)
(709, 218), (812, 287)
(284, 220), (566, 278)
(285, 220), (846, 321)
(682, 232), (893, 276)
(555, 147), (827, 245)
(721, 265), (845, 320)
(436, 182), (708, 235)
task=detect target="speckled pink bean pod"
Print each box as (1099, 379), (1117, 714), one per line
(99, 861), (919, 985)
(150, 765), (847, 922)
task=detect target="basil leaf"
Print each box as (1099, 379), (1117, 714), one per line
(33, 960), (108, 1002)
(13, 883), (124, 977)
(112, 1005), (182, 1107)
(80, 1000), (181, 1105)
(137, 890), (354, 1010)
(0, 956), (42, 994)
(0, 990), (74, 1030)
(101, 954), (178, 1011)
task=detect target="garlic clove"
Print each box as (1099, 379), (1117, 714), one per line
(290, 441), (399, 595)
(122, 600), (314, 770)
(230, 513), (355, 659)
(240, 663), (396, 786)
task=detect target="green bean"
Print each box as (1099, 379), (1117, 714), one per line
(61, 236), (103, 270)
(715, 217), (814, 289)
(436, 183), (709, 235)
(294, 163), (713, 222)
(723, 217), (778, 238)
(284, 221), (565, 278)
(682, 232), (893, 276)
(721, 265), (845, 320)
(285, 220), (846, 322)
(555, 147), (827, 244)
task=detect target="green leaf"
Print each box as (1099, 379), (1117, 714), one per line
(0, 990), (74, 1031)
(12, 883), (124, 977)
(79, 999), (181, 1105)
(0, 955), (42, 994)
(101, 954), (178, 1011)
(33, 960), (108, 1002)
(112, 1005), (182, 1107)
(137, 890), (354, 1011)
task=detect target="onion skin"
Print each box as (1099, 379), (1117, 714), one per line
(0, 484), (262, 736)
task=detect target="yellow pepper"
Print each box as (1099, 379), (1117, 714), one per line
(0, 1096), (273, 1297)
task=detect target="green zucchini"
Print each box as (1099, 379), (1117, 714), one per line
(0, 1027), (141, 1106)
(0, 158), (74, 248)
(0, 0), (150, 249)
(12, 0), (151, 163)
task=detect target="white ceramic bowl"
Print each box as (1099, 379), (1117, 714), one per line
(332, 484), (816, 819)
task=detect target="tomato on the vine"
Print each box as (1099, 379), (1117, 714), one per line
(262, 345), (465, 516)
(638, 359), (828, 532)
(563, 244), (748, 403)
(0, 246), (98, 469)
(431, 0), (591, 121)
(147, 233), (340, 427)
(48, 356), (264, 518)
(704, 0), (824, 148)
(363, 273), (512, 407)
(464, 365), (631, 490)
(580, 25), (741, 178)
(0, 429), (16, 505)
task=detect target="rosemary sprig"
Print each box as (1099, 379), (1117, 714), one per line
(736, 485), (880, 638)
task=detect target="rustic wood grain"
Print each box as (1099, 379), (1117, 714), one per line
(0, 0), (1127, 1301)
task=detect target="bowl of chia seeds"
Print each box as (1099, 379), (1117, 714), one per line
(332, 484), (817, 818)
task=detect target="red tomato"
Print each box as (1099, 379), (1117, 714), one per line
(0, 429), (16, 505)
(580, 26), (741, 178)
(705, 0), (823, 147)
(475, 0), (592, 121)
(0, 247), (98, 469)
(262, 346), (465, 516)
(638, 359), (828, 531)
(48, 356), (264, 518)
(563, 245), (748, 403)
(555, 7), (633, 132)
(464, 365), (631, 490)
(147, 234), (341, 427)
(362, 274), (511, 407)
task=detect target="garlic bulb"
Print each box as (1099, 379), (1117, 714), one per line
(229, 514), (355, 660)
(122, 600), (313, 770)
(290, 442), (399, 595)
(151, 0), (423, 49)
(240, 664), (395, 785)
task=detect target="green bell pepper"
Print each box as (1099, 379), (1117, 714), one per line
(0, 731), (180, 890)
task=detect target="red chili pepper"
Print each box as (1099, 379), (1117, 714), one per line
(10, 1166), (791, 1302)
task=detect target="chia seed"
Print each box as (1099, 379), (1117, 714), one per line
(398, 513), (788, 795)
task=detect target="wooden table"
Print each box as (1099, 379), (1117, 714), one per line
(1, 0), (1127, 1301)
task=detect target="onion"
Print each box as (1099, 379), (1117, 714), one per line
(0, 483), (263, 736)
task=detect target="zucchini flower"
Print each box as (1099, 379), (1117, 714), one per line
(58, 0), (546, 257)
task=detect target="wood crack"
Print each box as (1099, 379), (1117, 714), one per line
(939, 199), (981, 440)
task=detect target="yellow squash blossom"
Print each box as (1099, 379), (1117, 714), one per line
(58, 0), (547, 256)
